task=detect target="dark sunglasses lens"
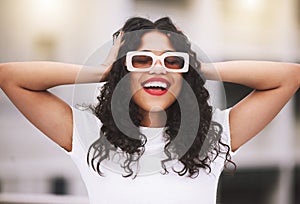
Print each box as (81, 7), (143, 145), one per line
(132, 55), (153, 68)
(164, 56), (185, 69)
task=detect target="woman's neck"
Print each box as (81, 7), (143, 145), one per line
(140, 108), (167, 128)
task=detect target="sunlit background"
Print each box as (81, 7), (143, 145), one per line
(0, 0), (299, 203)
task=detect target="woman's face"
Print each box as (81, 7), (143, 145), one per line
(129, 31), (183, 113)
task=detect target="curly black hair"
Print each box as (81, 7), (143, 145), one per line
(88, 16), (234, 178)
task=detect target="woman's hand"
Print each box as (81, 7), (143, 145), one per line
(99, 31), (124, 82)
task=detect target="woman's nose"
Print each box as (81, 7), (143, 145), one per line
(149, 59), (167, 74)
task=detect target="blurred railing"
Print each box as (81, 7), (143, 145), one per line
(0, 193), (89, 204)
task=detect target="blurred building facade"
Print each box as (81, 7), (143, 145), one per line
(0, 0), (299, 203)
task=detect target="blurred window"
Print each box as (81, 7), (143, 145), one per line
(218, 168), (279, 204)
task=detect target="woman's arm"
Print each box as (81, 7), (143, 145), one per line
(0, 32), (123, 152)
(0, 62), (104, 90)
(203, 61), (300, 151)
(0, 62), (106, 151)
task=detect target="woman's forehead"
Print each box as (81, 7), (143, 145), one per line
(137, 31), (175, 52)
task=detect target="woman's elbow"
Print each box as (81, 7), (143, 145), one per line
(0, 63), (5, 88)
(291, 63), (300, 88)
(0, 63), (14, 88)
(282, 63), (300, 89)
(296, 64), (300, 88)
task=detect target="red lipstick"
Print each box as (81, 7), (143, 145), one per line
(141, 78), (170, 96)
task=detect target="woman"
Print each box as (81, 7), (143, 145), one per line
(0, 17), (299, 204)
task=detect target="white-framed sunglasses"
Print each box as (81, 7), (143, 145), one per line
(126, 51), (189, 73)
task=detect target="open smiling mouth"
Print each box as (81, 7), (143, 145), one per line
(141, 78), (170, 96)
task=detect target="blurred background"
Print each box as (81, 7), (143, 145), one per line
(0, 0), (299, 203)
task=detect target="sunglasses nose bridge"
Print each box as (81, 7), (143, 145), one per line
(154, 57), (164, 67)
(149, 58), (167, 74)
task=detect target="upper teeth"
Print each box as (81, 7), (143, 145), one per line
(143, 81), (168, 89)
